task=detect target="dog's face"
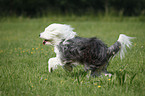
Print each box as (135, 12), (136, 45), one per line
(39, 23), (76, 45)
(40, 24), (62, 45)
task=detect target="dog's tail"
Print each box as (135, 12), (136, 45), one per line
(107, 34), (135, 60)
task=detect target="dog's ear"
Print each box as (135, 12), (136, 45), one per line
(51, 31), (62, 38)
(52, 31), (60, 35)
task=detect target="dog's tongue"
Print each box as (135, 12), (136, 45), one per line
(43, 40), (46, 45)
(43, 40), (51, 45)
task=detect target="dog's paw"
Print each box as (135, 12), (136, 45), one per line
(104, 73), (112, 77)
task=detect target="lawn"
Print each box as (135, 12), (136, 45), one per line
(0, 16), (145, 96)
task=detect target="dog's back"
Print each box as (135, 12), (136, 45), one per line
(58, 37), (109, 67)
(57, 34), (134, 76)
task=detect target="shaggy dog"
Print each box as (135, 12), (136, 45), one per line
(39, 23), (134, 77)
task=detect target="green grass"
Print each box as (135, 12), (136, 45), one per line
(0, 16), (145, 96)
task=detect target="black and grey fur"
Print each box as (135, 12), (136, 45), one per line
(57, 36), (122, 76)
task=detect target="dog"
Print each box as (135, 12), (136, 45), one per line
(39, 23), (134, 77)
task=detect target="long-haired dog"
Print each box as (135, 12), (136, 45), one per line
(39, 23), (134, 77)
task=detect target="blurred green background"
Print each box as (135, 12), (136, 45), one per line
(0, 0), (145, 17)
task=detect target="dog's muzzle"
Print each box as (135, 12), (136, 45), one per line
(43, 40), (48, 45)
(43, 40), (46, 45)
(43, 40), (52, 45)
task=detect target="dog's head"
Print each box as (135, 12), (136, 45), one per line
(39, 23), (77, 45)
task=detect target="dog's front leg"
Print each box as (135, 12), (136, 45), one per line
(48, 57), (61, 72)
(63, 62), (73, 72)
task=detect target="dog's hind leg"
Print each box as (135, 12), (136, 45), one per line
(90, 64), (110, 77)
(91, 68), (102, 77)
(101, 62), (112, 76)
(84, 64), (90, 72)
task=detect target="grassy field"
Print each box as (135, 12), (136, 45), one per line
(0, 16), (145, 96)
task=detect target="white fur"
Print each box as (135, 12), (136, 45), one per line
(117, 34), (135, 59)
(40, 23), (77, 72)
(40, 23), (77, 45)
(48, 57), (60, 72)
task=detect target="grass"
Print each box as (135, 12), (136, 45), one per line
(0, 16), (145, 96)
